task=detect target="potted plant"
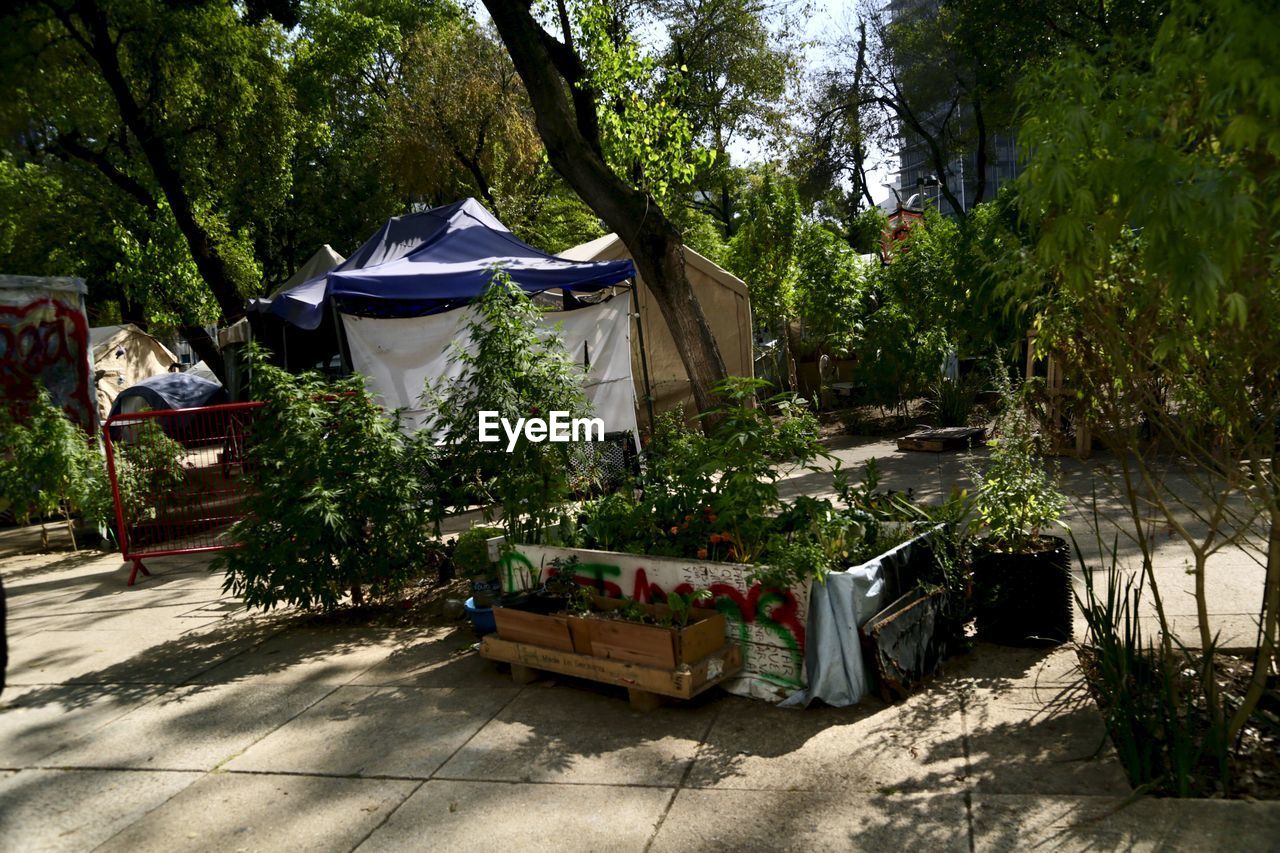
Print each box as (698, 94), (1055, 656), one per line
(970, 380), (1072, 646)
(454, 526), (505, 634)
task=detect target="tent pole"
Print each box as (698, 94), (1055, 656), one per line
(630, 281), (656, 434)
(331, 299), (350, 377)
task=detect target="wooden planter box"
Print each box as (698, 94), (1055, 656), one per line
(479, 635), (742, 711)
(492, 595), (727, 670)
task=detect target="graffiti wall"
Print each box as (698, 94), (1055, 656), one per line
(0, 278), (93, 432)
(501, 544), (811, 702)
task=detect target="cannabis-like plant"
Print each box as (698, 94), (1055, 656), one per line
(219, 345), (429, 611)
(0, 391), (106, 549)
(971, 374), (1066, 553)
(424, 272), (592, 545)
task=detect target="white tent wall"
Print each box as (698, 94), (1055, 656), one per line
(560, 235), (754, 428)
(340, 292), (640, 443)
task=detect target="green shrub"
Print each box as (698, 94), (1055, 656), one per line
(972, 375), (1066, 552)
(218, 346), (429, 611)
(453, 526), (505, 578)
(109, 419), (186, 526)
(0, 391), (106, 548)
(424, 273), (591, 544)
(1076, 537), (1230, 796)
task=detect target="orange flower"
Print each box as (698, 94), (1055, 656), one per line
(709, 533), (722, 544)
(669, 526), (679, 535)
(697, 547), (709, 560)
(684, 515), (694, 522)
(708, 514), (718, 523)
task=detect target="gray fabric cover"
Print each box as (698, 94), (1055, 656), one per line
(780, 527), (939, 708)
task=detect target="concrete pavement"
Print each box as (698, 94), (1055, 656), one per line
(2, 438), (1278, 851)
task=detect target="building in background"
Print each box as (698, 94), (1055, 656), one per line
(883, 0), (1022, 216)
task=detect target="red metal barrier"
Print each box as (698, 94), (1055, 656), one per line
(103, 401), (263, 585)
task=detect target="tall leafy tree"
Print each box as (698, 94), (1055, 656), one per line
(728, 168), (800, 386)
(654, 0), (801, 234)
(803, 0), (1162, 221)
(1014, 0), (1280, 744)
(481, 0), (731, 416)
(1, 0), (297, 373)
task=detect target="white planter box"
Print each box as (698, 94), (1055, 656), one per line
(494, 543), (811, 702)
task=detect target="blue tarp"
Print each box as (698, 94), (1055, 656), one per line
(268, 199), (636, 330)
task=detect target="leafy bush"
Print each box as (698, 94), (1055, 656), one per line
(453, 526), (504, 579)
(107, 419), (187, 527)
(925, 372), (983, 428)
(972, 375), (1066, 553)
(0, 391), (106, 548)
(578, 492), (642, 553)
(1077, 541), (1230, 796)
(574, 379), (927, 586)
(218, 346), (429, 611)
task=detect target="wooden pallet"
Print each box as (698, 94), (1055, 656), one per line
(897, 426), (986, 453)
(479, 635), (741, 711)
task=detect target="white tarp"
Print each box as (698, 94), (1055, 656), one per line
(341, 292), (639, 441)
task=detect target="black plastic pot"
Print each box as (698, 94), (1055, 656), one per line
(972, 535), (1073, 646)
(499, 591), (567, 614)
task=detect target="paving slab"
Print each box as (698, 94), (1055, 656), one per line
(6, 615), (287, 687)
(95, 771), (417, 853)
(0, 768), (201, 853)
(649, 789), (970, 852)
(0, 683), (174, 767)
(349, 630), (513, 689)
(38, 677), (337, 771)
(934, 643), (1083, 693)
(189, 624), (410, 685)
(226, 685), (521, 778)
(686, 689), (968, 793)
(355, 779), (672, 852)
(437, 681), (716, 786)
(5, 629), (177, 686)
(970, 794), (1280, 852)
(962, 688), (1131, 796)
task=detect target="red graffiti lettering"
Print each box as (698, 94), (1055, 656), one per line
(0, 297), (93, 432)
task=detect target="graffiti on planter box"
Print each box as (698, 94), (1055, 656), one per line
(502, 546), (810, 699)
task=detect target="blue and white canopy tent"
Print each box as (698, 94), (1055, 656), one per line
(266, 199), (634, 329)
(259, 199), (645, 438)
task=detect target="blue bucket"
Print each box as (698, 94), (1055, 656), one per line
(464, 596), (497, 635)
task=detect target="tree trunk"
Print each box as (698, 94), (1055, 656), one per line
(972, 95), (989, 207)
(482, 0), (728, 417)
(180, 325), (223, 379)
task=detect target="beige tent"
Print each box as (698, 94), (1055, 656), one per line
(560, 234), (753, 427)
(90, 324), (178, 422)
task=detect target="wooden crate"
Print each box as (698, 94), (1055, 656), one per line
(587, 598), (726, 668)
(491, 607), (575, 652)
(492, 596), (726, 668)
(479, 635), (741, 711)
